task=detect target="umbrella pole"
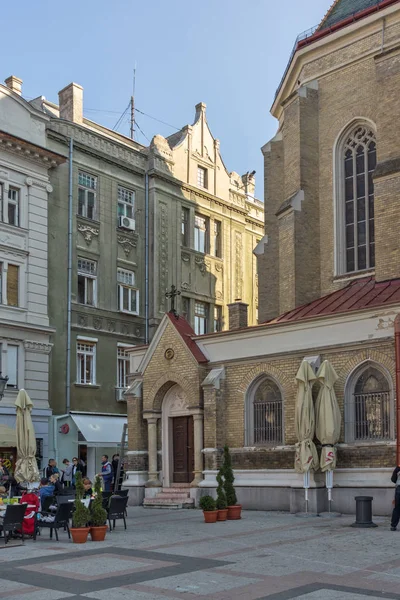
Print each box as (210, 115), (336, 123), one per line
(304, 471), (310, 513)
(326, 470), (333, 513)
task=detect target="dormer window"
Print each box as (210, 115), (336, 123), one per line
(197, 166), (208, 189)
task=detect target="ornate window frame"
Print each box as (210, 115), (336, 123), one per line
(333, 118), (377, 276)
(344, 360), (394, 443)
(245, 375), (284, 447)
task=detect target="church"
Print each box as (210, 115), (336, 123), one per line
(124, 0), (400, 514)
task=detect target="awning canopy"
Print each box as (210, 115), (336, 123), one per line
(0, 424), (17, 447)
(70, 414), (127, 447)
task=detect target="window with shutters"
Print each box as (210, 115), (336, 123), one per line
(117, 268), (139, 314)
(6, 264), (19, 307)
(76, 341), (96, 385)
(77, 258), (97, 306)
(78, 172), (97, 220)
(336, 123), (376, 274)
(245, 376), (284, 446)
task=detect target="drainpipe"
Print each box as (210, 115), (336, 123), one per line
(145, 171), (149, 344)
(66, 138), (73, 413)
(395, 314), (400, 465)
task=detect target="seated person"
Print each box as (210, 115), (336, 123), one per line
(49, 473), (63, 495)
(0, 485), (7, 500)
(38, 478), (55, 509)
(83, 478), (93, 498)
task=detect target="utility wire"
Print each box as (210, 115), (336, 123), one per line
(113, 102), (131, 131)
(85, 106), (180, 131)
(134, 119), (150, 143)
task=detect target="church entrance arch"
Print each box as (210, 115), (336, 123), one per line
(162, 384), (194, 487)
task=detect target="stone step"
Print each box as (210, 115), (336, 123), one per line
(161, 488), (191, 494)
(155, 493), (190, 500)
(143, 497), (195, 509)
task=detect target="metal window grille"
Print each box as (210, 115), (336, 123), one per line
(253, 379), (283, 445)
(351, 367), (392, 441)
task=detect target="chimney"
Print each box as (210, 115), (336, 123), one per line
(227, 300), (248, 330)
(5, 76), (23, 96)
(58, 82), (83, 124)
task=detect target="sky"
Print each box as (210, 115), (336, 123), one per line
(2, 0), (330, 198)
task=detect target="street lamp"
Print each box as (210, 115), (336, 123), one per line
(0, 373), (8, 400)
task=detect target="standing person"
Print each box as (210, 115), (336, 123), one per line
(45, 459), (59, 479)
(391, 465), (400, 530)
(62, 458), (73, 487)
(112, 454), (119, 491)
(71, 457), (83, 488)
(97, 455), (113, 492)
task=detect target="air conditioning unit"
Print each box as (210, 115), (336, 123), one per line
(118, 216), (135, 231)
(115, 388), (126, 402)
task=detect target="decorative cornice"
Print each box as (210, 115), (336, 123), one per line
(77, 223), (99, 245)
(117, 235), (137, 257)
(24, 340), (53, 354)
(0, 130), (65, 167)
(25, 177), (53, 192)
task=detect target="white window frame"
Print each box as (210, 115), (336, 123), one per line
(213, 220), (222, 258)
(334, 119), (376, 276)
(181, 207), (190, 247)
(0, 180), (21, 227)
(78, 171), (97, 220)
(0, 257), (26, 309)
(76, 339), (96, 385)
(117, 268), (139, 315)
(7, 187), (19, 227)
(0, 341), (23, 392)
(197, 166), (207, 189)
(77, 258), (97, 307)
(117, 343), (131, 390)
(117, 186), (135, 219)
(194, 301), (208, 335)
(194, 214), (209, 254)
(213, 305), (222, 332)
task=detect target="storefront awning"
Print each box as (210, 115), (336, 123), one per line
(70, 413), (127, 447)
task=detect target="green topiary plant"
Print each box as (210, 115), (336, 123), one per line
(72, 471), (91, 528)
(222, 445), (237, 507)
(216, 470), (227, 510)
(90, 475), (107, 527)
(199, 495), (216, 512)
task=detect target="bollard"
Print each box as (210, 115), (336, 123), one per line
(351, 496), (377, 528)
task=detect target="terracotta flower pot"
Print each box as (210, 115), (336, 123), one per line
(90, 525), (107, 541)
(227, 505), (242, 520)
(217, 509), (228, 521)
(70, 527), (90, 544)
(203, 510), (218, 523)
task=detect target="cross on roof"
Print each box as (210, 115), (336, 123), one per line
(165, 285), (181, 316)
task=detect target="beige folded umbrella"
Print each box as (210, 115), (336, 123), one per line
(295, 360), (318, 513)
(315, 360), (341, 512)
(14, 390), (40, 483)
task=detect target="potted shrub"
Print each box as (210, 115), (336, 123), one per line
(70, 472), (91, 544)
(199, 495), (218, 523)
(222, 445), (242, 520)
(89, 475), (108, 541)
(216, 471), (228, 521)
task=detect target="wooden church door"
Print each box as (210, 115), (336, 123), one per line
(172, 416), (194, 483)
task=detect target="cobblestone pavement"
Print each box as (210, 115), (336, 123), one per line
(1, 508), (400, 599)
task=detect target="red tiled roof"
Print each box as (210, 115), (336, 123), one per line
(267, 277), (400, 324)
(167, 312), (208, 363)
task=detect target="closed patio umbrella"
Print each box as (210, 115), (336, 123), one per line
(14, 390), (40, 484)
(295, 360), (318, 513)
(315, 360), (341, 512)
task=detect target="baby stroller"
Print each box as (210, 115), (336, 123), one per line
(20, 492), (40, 536)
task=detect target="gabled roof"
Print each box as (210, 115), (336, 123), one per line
(166, 312), (208, 363)
(267, 277), (400, 325)
(319, 0), (390, 30)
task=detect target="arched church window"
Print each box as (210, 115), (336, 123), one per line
(345, 363), (393, 442)
(246, 377), (284, 445)
(343, 126), (376, 273)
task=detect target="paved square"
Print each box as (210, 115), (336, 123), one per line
(2, 508), (400, 599)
